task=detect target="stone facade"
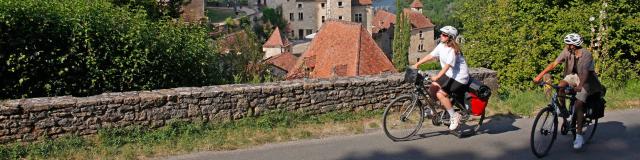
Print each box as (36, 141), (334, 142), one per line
(408, 28), (436, 64)
(0, 68), (497, 143)
(279, 0), (373, 39)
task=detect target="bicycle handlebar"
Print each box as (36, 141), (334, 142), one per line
(538, 81), (574, 93)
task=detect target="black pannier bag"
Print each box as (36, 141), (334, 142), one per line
(586, 93), (606, 119)
(404, 68), (424, 85)
(467, 78), (491, 100)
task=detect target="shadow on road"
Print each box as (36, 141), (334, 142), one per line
(476, 115), (521, 135)
(340, 120), (639, 160)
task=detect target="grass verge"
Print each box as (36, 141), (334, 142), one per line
(487, 80), (640, 117)
(0, 110), (382, 159)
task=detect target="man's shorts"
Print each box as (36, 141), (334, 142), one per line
(436, 76), (467, 96)
(564, 74), (588, 102)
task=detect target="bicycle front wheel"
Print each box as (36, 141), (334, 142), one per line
(530, 107), (558, 158)
(383, 95), (424, 141)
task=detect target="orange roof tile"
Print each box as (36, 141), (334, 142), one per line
(410, 0), (423, 8)
(372, 9), (396, 34)
(265, 52), (298, 71)
(354, 0), (372, 5)
(403, 9), (434, 29)
(286, 20), (396, 79)
(263, 27), (290, 48)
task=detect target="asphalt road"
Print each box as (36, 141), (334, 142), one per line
(162, 109), (640, 160)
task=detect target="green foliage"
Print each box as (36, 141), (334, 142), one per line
(421, 0), (462, 27)
(0, 0), (222, 99)
(392, 0), (412, 71)
(111, 0), (190, 20)
(216, 26), (268, 84)
(261, 7), (287, 32)
(456, 0), (640, 92)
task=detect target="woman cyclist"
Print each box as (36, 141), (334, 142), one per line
(411, 26), (470, 131)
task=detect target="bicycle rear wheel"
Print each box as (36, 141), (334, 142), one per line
(575, 117), (598, 143)
(530, 107), (558, 158)
(383, 95), (424, 141)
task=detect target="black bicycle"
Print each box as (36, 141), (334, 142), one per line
(530, 82), (601, 158)
(382, 68), (487, 141)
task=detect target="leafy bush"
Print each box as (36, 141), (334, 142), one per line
(456, 0), (640, 92)
(0, 0), (222, 99)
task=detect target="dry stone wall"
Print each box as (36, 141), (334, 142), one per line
(0, 68), (497, 143)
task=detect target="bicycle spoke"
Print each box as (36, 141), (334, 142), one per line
(383, 95), (424, 140)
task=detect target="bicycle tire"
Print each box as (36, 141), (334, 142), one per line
(383, 95), (424, 141)
(530, 107), (558, 158)
(573, 116), (598, 143)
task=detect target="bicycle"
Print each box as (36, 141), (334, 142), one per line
(530, 82), (601, 158)
(382, 68), (487, 141)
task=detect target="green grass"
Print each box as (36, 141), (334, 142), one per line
(207, 8), (240, 23)
(0, 110), (383, 159)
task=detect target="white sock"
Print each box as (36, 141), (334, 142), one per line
(447, 108), (455, 117)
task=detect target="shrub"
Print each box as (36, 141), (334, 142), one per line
(0, 0), (222, 99)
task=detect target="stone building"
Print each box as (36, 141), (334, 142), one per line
(286, 20), (396, 79)
(371, 0), (436, 64)
(267, 0), (374, 40)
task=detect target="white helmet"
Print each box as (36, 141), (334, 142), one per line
(564, 33), (583, 47)
(439, 26), (458, 38)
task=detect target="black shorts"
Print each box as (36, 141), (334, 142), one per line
(436, 76), (468, 96)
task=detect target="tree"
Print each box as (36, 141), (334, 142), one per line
(392, 0), (411, 71)
(110, 0), (192, 20)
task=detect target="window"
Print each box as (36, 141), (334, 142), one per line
(419, 31), (424, 39)
(321, 3), (325, 8)
(417, 58), (420, 62)
(299, 12), (304, 20)
(299, 29), (304, 39)
(289, 13), (294, 21)
(354, 14), (362, 22)
(338, 1), (343, 8)
(306, 29), (313, 36)
(297, 3), (302, 9)
(338, 16), (343, 20)
(322, 16), (325, 23)
(418, 44), (424, 51)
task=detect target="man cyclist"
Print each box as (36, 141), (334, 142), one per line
(412, 26), (470, 131)
(533, 33), (604, 149)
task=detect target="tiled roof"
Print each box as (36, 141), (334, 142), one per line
(403, 9), (434, 29)
(217, 31), (247, 53)
(286, 20), (396, 79)
(410, 0), (423, 8)
(372, 9), (396, 34)
(265, 52), (298, 71)
(354, 0), (372, 5)
(263, 27), (290, 48)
